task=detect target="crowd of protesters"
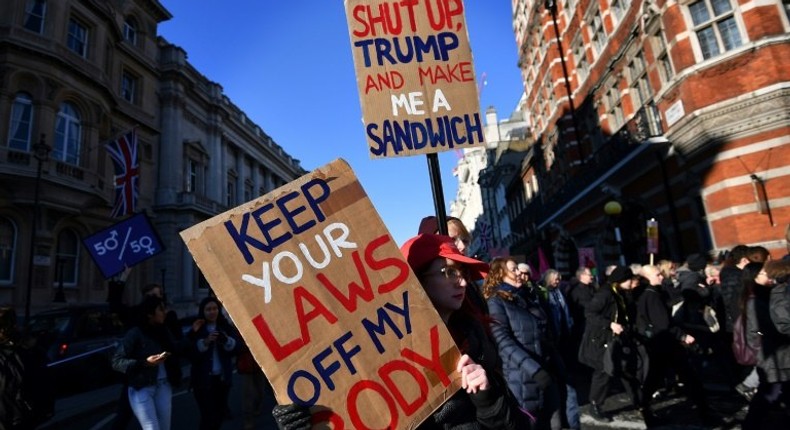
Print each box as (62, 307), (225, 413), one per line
(4, 214), (787, 430)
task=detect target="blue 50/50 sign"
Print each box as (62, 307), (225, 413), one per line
(83, 213), (164, 278)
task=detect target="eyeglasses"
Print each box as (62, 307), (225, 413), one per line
(423, 266), (467, 281)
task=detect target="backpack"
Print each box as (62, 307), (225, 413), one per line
(732, 314), (758, 366)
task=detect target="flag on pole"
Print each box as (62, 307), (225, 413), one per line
(105, 129), (139, 218)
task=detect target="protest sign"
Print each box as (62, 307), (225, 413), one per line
(345, 0), (485, 158)
(83, 212), (164, 278)
(180, 159), (461, 429)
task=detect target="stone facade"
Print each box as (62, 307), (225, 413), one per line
(0, 0), (304, 317)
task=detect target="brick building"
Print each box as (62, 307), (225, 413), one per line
(497, 0), (789, 274)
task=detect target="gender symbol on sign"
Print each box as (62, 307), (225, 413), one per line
(83, 213), (164, 278)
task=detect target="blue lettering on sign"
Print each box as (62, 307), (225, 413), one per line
(367, 113), (483, 156)
(361, 291), (412, 354)
(354, 31), (459, 67)
(224, 178), (331, 264)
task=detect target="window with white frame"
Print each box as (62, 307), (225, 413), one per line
(544, 74), (555, 110)
(611, 0), (628, 23)
(23, 0), (46, 34)
(688, 0), (743, 59)
(652, 32), (674, 84)
(0, 217), (17, 284)
(184, 141), (207, 195)
(606, 87), (624, 131)
(123, 17), (137, 45)
(55, 229), (79, 286)
(590, 9), (608, 56)
(629, 51), (653, 108)
(8, 93), (34, 151)
(67, 18), (89, 58)
(54, 102), (81, 165)
(573, 37), (589, 83)
(121, 71), (137, 103)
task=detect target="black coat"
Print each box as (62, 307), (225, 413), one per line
(748, 283), (790, 383)
(719, 265), (743, 333)
(578, 285), (630, 371)
(112, 325), (183, 389)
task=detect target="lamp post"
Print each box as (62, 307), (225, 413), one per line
(604, 200), (626, 266)
(25, 134), (51, 324)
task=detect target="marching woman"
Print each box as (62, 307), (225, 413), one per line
(484, 258), (572, 429)
(271, 234), (528, 430)
(188, 297), (239, 430)
(112, 296), (184, 430)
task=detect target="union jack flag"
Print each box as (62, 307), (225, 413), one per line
(105, 129), (139, 218)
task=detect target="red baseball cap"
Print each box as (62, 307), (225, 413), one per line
(400, 234), (489, 280)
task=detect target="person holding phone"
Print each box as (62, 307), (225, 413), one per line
(188, 297), (239, 430)
(112, 296), (184, 430)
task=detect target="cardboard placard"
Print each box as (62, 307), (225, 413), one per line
(345, 0), (485, 158)
(180, 159), (461, 429)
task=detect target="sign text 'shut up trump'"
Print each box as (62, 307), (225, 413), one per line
(180, 159), (461, 429)
(345, 0), (485, 158)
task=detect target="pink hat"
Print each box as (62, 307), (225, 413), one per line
(400, 234), (489, 280)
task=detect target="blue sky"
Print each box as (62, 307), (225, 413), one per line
(158, 1), (524, 246)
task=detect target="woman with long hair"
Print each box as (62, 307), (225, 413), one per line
(112, 296), (182, 430)
(188, 296), (239, 430)
(484, 258), (573, 429)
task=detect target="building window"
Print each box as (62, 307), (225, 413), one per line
(54, 102), (81, 165)
(244, 181), (253, 202)
(629, 51), (653, 108)
(688, 0), (743, 59)
(226, 174), (236, 207)
(67, 18), (89, 58)
(23, 0), (46, 34)
(8, 93), (34, 151)
(611, 0), (630, 23)
(55, 229), (79, 287)
(185, 158), (205, 194)
(652, 33), (674, 84)
(544, 74), (555, 110)
(123, 17), (137, 45)
(0, 217), (17, 284)
(121, 71), (137, 103)
(590, 10), (608, 56)
(573, 37), (589, 83)
(606, 87), (623, 131)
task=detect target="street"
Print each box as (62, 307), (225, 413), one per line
(39, 370), (750, 430)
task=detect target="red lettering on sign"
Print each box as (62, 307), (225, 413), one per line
(251, 313), (305, 362)
(379, 359), (429, 416)
(401, 325), (452, 387)
(365, 234), (410, 294)
(294, 286), (339, 343)
(348, 380), (398, 430)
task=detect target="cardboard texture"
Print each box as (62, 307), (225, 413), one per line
(180, 159), (461, 429)
(345, 0), (485, 159)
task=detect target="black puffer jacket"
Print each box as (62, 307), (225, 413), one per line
(112, 325), (183, 389)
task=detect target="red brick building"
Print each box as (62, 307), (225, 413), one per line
(504, 0), (789, 272)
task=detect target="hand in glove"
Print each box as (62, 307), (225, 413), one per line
(272, 404), (311, 430)
(533, 369), (553, 390)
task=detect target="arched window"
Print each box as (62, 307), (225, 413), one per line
(55, 229), (79, 286)
(123, 16), (137, 45)
(0, 217), (17, 284)
(54, 102), (81, 165)
(7, 93), (34, 151)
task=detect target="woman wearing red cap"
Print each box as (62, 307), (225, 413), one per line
(271, 234), (527, 430)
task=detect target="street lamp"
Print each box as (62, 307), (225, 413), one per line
(604, 200), (626, 266)
(25, 134), (51, 324)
